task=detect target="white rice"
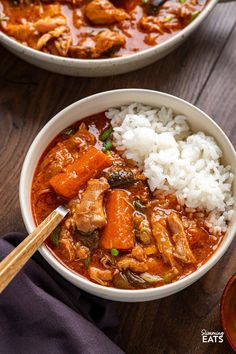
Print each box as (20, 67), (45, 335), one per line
(105, 103), (235, 233)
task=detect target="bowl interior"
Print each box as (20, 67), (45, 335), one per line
(19, 89), (236, 301)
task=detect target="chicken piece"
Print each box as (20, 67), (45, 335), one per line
(89, 267), (113, 286)
(59, 226), (76, 261)
(151, 213), (178, 271)
(100, 254), (115, 269)
(140, 15), (180, 34)
(144, 244), (157, 256)
(72, 177), (109, 233)
(94, 30), (126, 58)
(85, 0), (129, 25)
(75, 243), (90, 260)
(69, 30), (125, 59)
(3, 5), (72, 56)
(36, 25), (71, 55)
(117, 257), (148, 273)
(3, 23), (35, 42)
(167, 213), (196, 263)
(139, 16), (165, 34)
(131, 245), (147, 262)
(34, 16), (67, 33)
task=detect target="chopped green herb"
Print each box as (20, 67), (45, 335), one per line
(111, 248), (119, 257)
(62, 127), (75, 136)
(191, 11), (200, 21)
(134, 199), (145, 212)
(51, 225), (61, 247)
(180, 0), (186, 3)
(102, 139), (112, 152)
(84, 257), (91, 268)
(164, 16), (172, 22)
(100, 127), (112, 141)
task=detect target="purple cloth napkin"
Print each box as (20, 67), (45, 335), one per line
(0, 233), (124, 354)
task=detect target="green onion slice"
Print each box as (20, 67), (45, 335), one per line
(100, 127), (112, 142)
(102, 139), (113, 152)
(84, 257), (91, 268)
(50, 225), (61, 247)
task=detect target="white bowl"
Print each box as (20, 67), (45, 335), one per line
(19, 89), (236, 302)
(0, 0), (217, 77)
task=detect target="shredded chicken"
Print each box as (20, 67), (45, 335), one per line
(151, 213), (179, 272)
(69, 29), (125, 58)
(75, 243), (90, 260)
(94, 29), (126, 57)
(117, 257), (148, 273)
(72, 177), (110, 233)
(3, 6), (72, 56)
(167, 212), (196, 263)
(59, 225), (76, 261)
(131, 245), (147, 262)
(85, 0), (129, 25)
(89, 267), (113, 286)
(36, 25), (71, 55)
(100, 254), (115, 269)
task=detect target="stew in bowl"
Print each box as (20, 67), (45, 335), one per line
(31, 102), (235, 290)
(1, 0), (209, 59)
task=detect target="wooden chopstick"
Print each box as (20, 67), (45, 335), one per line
(0, 206), (69, 293)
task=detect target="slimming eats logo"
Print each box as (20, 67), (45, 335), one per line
(201, 329), (224, 343)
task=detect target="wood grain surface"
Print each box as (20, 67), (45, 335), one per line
(0, 2), (236, 353)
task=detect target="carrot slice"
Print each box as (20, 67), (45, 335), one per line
(100, 190), (135, 251)
(49, 146), (112, 198)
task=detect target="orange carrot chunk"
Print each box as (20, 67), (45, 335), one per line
(100, 190), (135, 251)
(49, 146), (112, 198)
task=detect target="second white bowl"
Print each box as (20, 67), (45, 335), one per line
(0, 0), (218, 77)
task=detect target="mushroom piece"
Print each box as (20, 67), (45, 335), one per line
(144, 0), (167, 15)
(113, 270), (150, 289)
(74, 230), (99, 251)
(103, 166), (135, 188)
(85, 0), (129, 25)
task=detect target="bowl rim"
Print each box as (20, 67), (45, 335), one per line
(19, 88), (236, 300)
(221, 272), (236, 351)
(0, 0), (218, 67)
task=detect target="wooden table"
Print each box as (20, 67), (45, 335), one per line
(0, 2), (236, 353)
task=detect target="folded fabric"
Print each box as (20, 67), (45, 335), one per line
(0, 233), (124, 354)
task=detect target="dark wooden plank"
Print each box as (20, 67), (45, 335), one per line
(0, 2), (235, 354)
(195, 25), (236, 145)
